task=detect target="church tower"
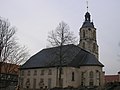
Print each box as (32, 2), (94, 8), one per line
(78, 11), (99, 59)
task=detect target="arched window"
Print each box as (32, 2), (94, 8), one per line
(96, 70), (100, 79)
(89, 71), (94, 86)
(72, 72), (75, 81)
(83, 30), (85, 38)
(96, 70), (101, 86)
(89, 71), (94, 78)
(81, 72), (85, 86)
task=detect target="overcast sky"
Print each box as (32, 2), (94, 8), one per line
(0, 0), (120, 74)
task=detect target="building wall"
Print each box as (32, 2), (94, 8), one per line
(20, 67), (79, 89)
(62, 67), (80, 87)
(20, 66), (104, 89)
(79, 66), (104, 87)
(20, 68), (57, 89)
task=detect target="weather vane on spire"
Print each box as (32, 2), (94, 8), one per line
(86, 0), (88, 12)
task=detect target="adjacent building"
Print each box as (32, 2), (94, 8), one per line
(20, 11), (104, 90)
(105, 71), (120, 84)
(0, 62), (19, 90)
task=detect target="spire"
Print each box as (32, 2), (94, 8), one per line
(85, 12), (91, 21)
(86, 0), (88, 12)
(85, 0), (91, 22)
(81, 1), (94, 28)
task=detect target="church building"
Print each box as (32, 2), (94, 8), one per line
(19, 11), (104, 90)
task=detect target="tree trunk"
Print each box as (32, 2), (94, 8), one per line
(58, 45), (62, 87)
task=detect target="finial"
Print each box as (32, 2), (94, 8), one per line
(86, 0), (88, 12)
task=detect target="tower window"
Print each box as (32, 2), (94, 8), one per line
(83, 30), (85, 38)
(88, 28), (91, 30)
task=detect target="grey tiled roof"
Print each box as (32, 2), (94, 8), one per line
(21, 44), (104, 69)
(82, 21), (94, 28)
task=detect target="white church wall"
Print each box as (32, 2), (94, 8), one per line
(79, 66), (104, 87)
(20, 67), (82, 89)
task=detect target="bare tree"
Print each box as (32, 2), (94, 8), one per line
(0, 17), (29, 74)
(48, 21), (76, 47)
(48, 21), (77, 87)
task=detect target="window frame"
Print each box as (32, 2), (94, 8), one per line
(48, 69), (52, 75)
(27, 70), (30, 76)
(34, 70), (37, 76)
(89, 71), (94, 78)
(72, 72), (75, 81)
(41, 70), (44, 75)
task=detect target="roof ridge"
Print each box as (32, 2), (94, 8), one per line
(44, 44), (75, 50)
